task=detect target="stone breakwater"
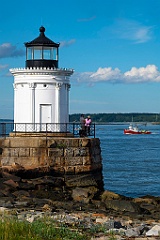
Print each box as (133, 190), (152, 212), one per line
(0, 170), (160, 239)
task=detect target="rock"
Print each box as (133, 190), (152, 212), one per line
(12, 190), (30, 198)
(0, 197), (14, 208)
(101, 190), (127, 201)
(0, 187), (15, 198)
(72, 187), (91, 203)
(2, 171), (21, 182)
(42, 204), (52, 211)
(32, 198), (53, 207)
(0, 192), (5, 197)
(125, 227), (140, 237)
(135, 238), (156, 240)
(11, 162), (24, 170)
(137, 224), (150, 235)
(30, 176), (64, 188)
(0, 207), (10, 213)
(18, 182), (35, 190)
(91, 236), (121, 240)
(72, 186), (97, 203)
(26, 215), (35, 223)
(65, 174), (98, 187)
(72, 186), (98, 203)
(114, 221), (124, 229)
(3, 179), (19, 188)
(14, 200), (30, 208)
(95, 216), (110, 224)
(134, 196), (157, 205)
(0, 207), (17, 215)
(41, 176), (64, 186)
(133, 196), (159, 212)
(146, 224), (160, 236)
(104, 200), (142, 213)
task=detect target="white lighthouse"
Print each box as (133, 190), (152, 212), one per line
(10, 26), (73, 132)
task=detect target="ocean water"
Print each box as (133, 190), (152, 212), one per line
(96, 124), (160, 198)
(0, 120), (159, 198)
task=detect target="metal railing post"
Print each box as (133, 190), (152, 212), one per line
(73, 122), (75, 136)
(1, 123), (6, 137)
(94, 123), (96, 138)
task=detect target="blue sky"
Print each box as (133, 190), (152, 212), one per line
(1, 0), (160, 119)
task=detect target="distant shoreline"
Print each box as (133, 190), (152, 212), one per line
(69, 113), (160, 123)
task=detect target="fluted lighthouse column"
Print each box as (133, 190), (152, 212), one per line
(66, 83), (71, 123)
(13, 83), (17, 131)
(55, 83), (62, 131)
(29, 83), (35, 131)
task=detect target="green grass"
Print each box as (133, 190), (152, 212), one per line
(0, 217), (89, 240)
(0, 216), (119, 240)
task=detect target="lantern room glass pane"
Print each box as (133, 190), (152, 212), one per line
(26, 47), (33, 60)
(53, 48), (58, 60)
(43, 47), (53, 60)
(34, 47), (43, 59)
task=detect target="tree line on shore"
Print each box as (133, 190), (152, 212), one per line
(69, 113), (160, 123)
(1, 113), (160, 123)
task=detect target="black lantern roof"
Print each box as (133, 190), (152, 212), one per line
(25, 26), (60, 47)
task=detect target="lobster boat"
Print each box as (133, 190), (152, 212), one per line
(124, 124), (151, 135)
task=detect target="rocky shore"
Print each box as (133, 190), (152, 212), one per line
(0, 169), (160, 239)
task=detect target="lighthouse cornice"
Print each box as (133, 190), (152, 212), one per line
(10, 67), (74, 76)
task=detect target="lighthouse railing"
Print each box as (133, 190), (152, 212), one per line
(0, 122), (96, 138)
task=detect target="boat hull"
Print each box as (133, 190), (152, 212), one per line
(124, 129), (151, 135)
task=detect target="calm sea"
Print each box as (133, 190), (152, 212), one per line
(96, 124), (160, 198)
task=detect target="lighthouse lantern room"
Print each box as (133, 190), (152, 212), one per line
(10, 26), (73, 132)
(25, 26), (59, 69)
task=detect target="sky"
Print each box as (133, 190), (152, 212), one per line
(1, 0), (160, 119)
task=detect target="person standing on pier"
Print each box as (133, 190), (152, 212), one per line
(85, 116), (92, 136)
(79, 114), (86, 137)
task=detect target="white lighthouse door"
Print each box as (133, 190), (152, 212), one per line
(40, 104), (51, 131)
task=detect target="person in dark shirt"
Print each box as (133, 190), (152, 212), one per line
(79, 114), (86, 137)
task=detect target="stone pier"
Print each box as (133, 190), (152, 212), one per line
(0, 134), (104, 201)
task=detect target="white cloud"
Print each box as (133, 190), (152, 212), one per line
(77, 16), (96, 22)
(60, 39), (76, 47)
(0, 43), (24, 58)
(107, 19), (153, 44)
(134, 27), (152, 43)
(71, 65), (160, 84)
(0, 64), (8, 70)
(90, 67), (122, 82)
(124, 65), (160, 82)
